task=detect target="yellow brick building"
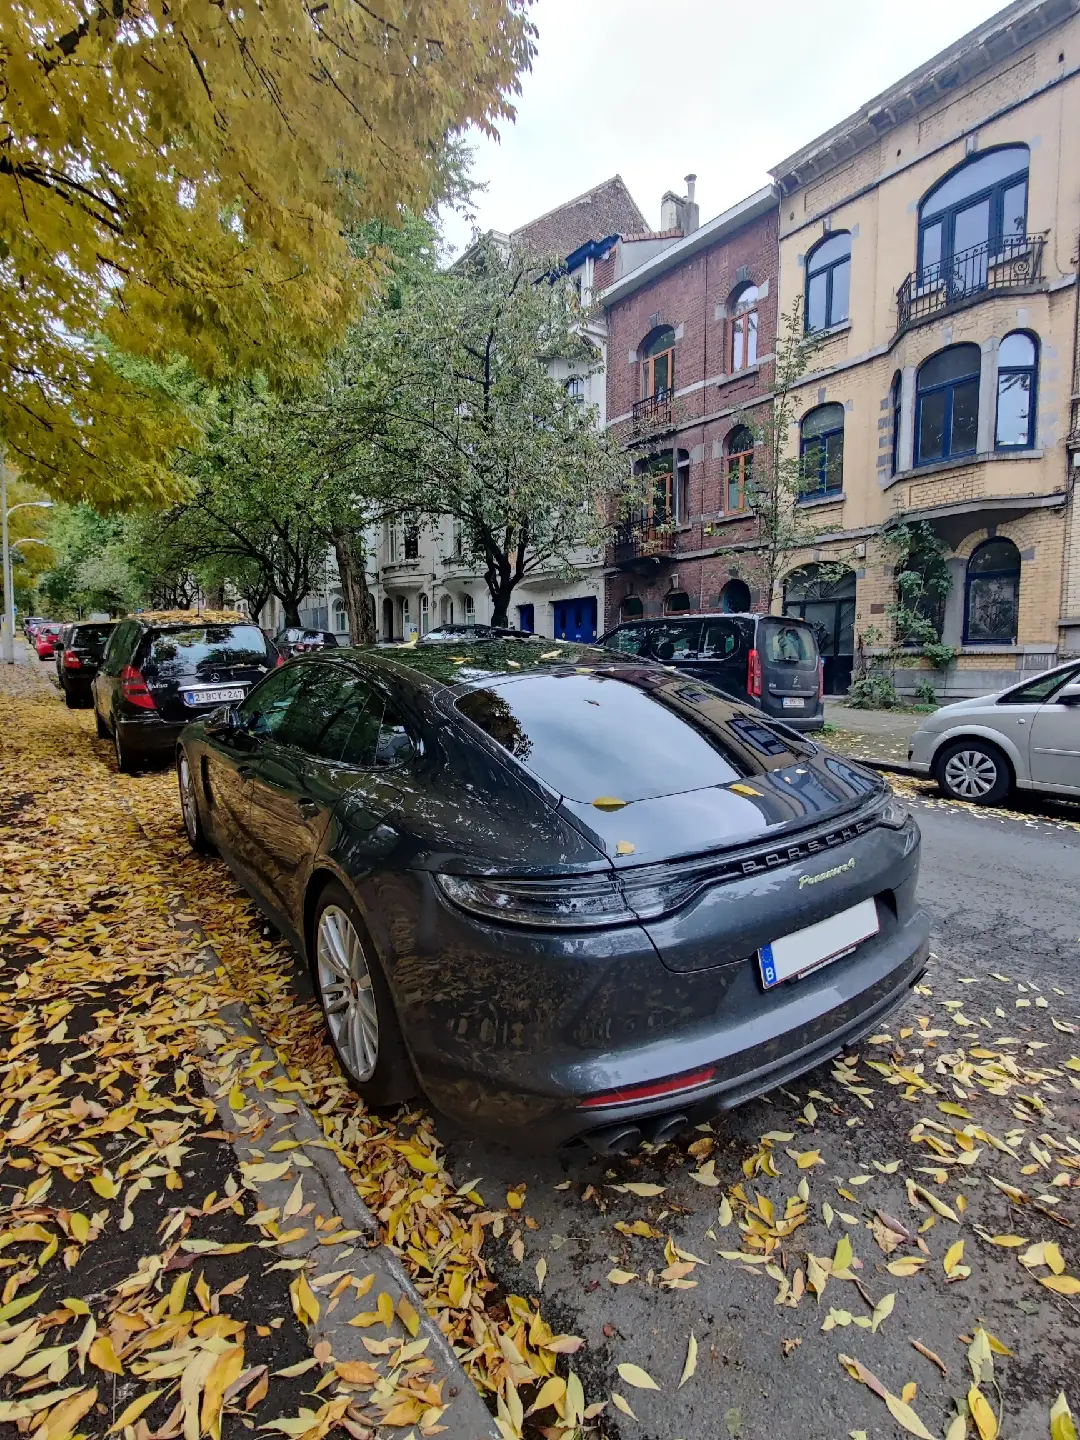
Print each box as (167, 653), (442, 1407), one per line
(770, 0), (1080, 696)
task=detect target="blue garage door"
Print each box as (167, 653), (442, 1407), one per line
(553, 597), (597, 643)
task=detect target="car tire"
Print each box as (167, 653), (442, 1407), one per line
(94, 704), (110, 738)
(935, 738), (1012, 806)
(63, 686), (78, 709)
(113, 723), (134, 774)
(177, 751), (213, 854)
(310, 881), (417, 1107)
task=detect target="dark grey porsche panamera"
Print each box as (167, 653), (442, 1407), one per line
(175, 639), (929, 1152)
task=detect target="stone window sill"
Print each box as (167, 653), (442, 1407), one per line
(885, 449), (1044, 489)
(703, 510), (754, 534)
(797, 491), (845, 509)
(807, 319), (851, 342)
(716, 363), (761, 390)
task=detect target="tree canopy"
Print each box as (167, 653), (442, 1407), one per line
(0, 0), (534, 503)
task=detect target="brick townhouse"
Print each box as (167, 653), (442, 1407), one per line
(599, 186), (781, 634)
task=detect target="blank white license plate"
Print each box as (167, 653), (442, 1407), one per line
(184, 687), (245, 706)
(782, 697), (805, 708)
(759, 898), (879, 989)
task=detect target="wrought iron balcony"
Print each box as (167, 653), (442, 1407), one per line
(896, 233), (1045, 332)
(609, 516), (677, 569)
(631, 388), (674, 430)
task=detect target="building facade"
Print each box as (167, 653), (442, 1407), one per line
(600, 188), (781, 637)
(769, 0), (1080, 694)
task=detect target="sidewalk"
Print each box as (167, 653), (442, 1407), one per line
(823, 698), (925, 768)
(0, 658), (506, 1440)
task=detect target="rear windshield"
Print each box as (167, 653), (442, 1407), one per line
(455, 671), (750, 801)
(144, 625), (270, 673)
(762, 620), (816, 665)
(72, 624), (114, 649)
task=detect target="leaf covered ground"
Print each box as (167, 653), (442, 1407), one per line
(3, 657), (1080, 1440)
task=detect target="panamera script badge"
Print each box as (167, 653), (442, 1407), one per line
(799, 856), (855, 889)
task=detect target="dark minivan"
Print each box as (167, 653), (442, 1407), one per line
(599, 613), (825, 730)
(57, 621), (116, 707)
(93, 614), (280, 770)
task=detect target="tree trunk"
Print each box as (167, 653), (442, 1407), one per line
(489, 583), (514, 628)
(282, 597), (303, 626)
(331, 527), (375, 645)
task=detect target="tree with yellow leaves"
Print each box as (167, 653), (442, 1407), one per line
(0, 0), (534, 503)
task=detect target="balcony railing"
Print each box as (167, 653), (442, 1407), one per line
(896, 233), (1045, 332)
(632, 389), (674, 429)
(609, 516), (677, 568)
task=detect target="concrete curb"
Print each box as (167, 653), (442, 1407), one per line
(854, 757), (925, 778)
(117, 792), (499, 1440)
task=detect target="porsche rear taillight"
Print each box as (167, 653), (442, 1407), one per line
(120, 663), (155, 710)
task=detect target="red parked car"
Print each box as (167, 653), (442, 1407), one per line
(33, 623), (63, 659)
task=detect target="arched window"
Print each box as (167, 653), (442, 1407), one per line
(720, 578), (751, 613)
(730, 284), (759, 372)
(965, 538), (1020, 643)
(890, 371), (903, 476)
(621, 596), (644, 620)
(805, 233), (851, 333)
(333, 597), (348, 634)
(462, 594), (475, 622)
(639, 325), (675, 399)
(565, 375), (585, 403)
(440, 594), (453, 625)
(636, 452), (675, 526)
(995, 331), (1038, 450)
(919, 145), (1028, 289)
(799, 404), (845, 496)
(725, 424), (754, 512)
(399, 596), (411, 632)
(419, 593), (429, 635)
(916, 344), (980, 466)
(664, 590), (691, 615)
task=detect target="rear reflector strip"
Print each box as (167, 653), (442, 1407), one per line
(578, 1065), (717, 1110)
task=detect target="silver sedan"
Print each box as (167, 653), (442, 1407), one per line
(908, 660), (1080, 804)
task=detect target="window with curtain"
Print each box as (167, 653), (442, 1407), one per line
(995, 331), (1037, 450)
(805, 233), (851, 333)
(730, 284), (759, 372)
(725, 425), (754, 511)
(799, 404), (845, 496)
(640, 326), (676, 398)
(890, 372), (903, 476)
(918, 146), (1029, 290)
(915, 344), (980, 466)
(964, 538), (1020, 643)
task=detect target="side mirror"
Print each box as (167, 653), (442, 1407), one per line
(1056, 682), (1080, 706)
(207, 705), (246, 733)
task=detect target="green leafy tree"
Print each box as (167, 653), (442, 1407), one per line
(1, 0), (534, 502)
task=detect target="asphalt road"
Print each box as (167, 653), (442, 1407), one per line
(435, 792), (1080, 1440)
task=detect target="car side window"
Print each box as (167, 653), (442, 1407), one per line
(239, 666), (306, 737)
(998, 665), (1080, 704)
(648, 621), (702, 660)
(271, 665), (355, 756)
(374, 706), (415, 766)
(701, 619), (743, 659)
(103, 622), (135, 672)
(607, 626), (646, 656)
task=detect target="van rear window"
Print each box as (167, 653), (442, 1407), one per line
(762, 621), (816, 665)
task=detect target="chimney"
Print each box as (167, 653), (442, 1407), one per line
(683, 174), (699, 235)
(660, 189), (681, 232)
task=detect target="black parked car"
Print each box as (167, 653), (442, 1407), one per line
(420, 624), (523, 645)
(275, 628), (343, 657)
(56, 621), (116, 707)
(599, 612), (825, 730)
(176, 639), (928, 1151)
(93, 613), (280, 771)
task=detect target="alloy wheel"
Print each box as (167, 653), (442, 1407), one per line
(316, 905), (380, 1083)
(942, 748), (998, 799)
(178, 756), (199, 846)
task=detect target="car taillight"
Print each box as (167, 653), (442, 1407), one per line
(747, 647), (762, 698)
(63, 650), (81, 668)
(275, 653), (285, 668)
(817, 658), (825, 701)
(120, 663), (156, 710)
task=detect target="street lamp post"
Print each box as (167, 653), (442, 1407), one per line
(1, 453), (53, 664)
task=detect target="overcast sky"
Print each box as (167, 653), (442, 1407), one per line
(440, 0), (1007, 256)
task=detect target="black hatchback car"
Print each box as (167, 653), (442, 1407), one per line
(93, 613), (280, 771)
(56, 621), (116, 707)
(176, 640), (928, 1151)
(600, 613), (825, 730)
(275, 627), (343, 657)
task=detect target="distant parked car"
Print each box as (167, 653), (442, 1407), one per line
(420, 624), (523, 645)
(908, 659), (1080, 804)
(175, 639), (927, 1150)
(57, 622), (117, 708)
(93, 612), (281, 771)
(33, 622), (63, 659)
(599, 613), (825, 731)
(275, 627), (343, 657)
(24, 616), (46, 639)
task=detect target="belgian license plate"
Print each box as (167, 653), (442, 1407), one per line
(782, 697), (805, 708)
(184, 686), (245, 707)
(759, 898), (879, 989)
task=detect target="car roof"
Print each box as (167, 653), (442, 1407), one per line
(323, 638), (637, 691)
(610, 612), (809, 626)
(131, 610), (250, 628)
